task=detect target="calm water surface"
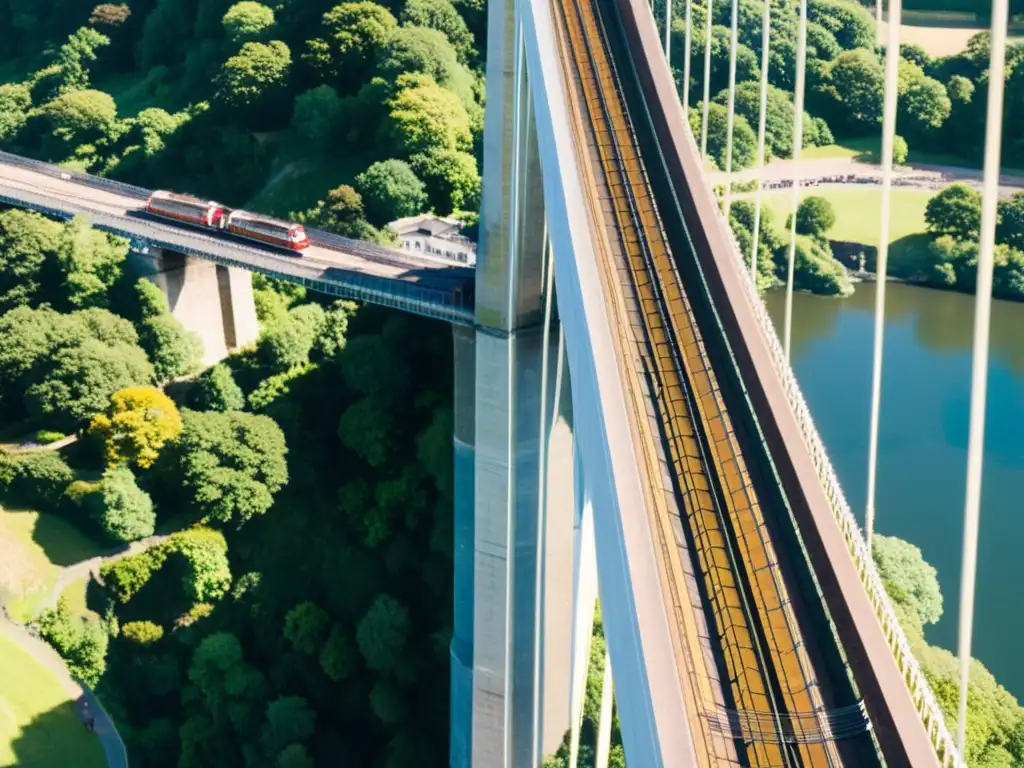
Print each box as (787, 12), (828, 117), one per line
(763, 283), (1024, 700)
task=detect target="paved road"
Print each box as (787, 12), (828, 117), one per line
(711, 156), (1024, 196)
(0, 616), (127, 768)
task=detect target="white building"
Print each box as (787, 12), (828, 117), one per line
(389, 214), (477, 266)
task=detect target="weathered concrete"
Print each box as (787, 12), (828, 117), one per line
(128, 247), (259, 365)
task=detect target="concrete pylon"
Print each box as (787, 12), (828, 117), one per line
(128, 247), (259, 365)
(449, 0), (576, 760)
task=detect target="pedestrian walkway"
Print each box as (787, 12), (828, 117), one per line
(0, 616), (127, 767)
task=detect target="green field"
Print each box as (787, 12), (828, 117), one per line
(0, 633), (106, 767)
(758, 187), (934, 277)
(0, 509), (105, 623)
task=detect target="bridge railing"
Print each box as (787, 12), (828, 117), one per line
(0, 150), (153, 200)
(0, 185), (475, 326)
(697, 142), (963, 766)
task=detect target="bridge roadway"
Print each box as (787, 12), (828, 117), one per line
(552, 0), (879, 762)
(0, 151), (474, 325)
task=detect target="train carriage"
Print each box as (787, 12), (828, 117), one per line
(146, 190), (226, 228)
(226, 210), (310, 252)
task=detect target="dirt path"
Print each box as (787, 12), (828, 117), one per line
(0, 615), (127, 768)
(42, 534), (172, 614)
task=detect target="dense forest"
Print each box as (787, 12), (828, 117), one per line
(0, 0), (1021, 766)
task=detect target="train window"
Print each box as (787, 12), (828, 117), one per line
(415, 241), (421, 250)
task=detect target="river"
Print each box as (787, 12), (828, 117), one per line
(763, 282), (1024, 701)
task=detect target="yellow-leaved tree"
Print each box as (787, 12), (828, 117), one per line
(89, 386), (182, 469)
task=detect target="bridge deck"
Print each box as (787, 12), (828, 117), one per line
(0, 153), (474, 325)
(554, 0), (881, 761)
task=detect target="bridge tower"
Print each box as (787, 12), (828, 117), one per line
(448, 0), (581, 761)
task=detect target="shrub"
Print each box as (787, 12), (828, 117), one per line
(121, 620), (165, 645)
(34, 430), (65, 444)
(0, 451), (75, 511)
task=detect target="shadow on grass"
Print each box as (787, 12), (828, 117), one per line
(7, 696), (108, 768)
(28, 513), (106, 568)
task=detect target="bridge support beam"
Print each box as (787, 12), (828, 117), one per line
(128, 246), (259, 365)
(449, 0), (579, 758)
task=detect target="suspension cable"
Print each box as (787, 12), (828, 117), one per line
(683, 0), (693, 116)
(665, 0), (673, 65)
(956, 0), (1008, 757)
(749, 0), (771, 284)
(864, 0), (902, 554)
(700, 0), (714, 159)
(722, 0), (740, 217)
(783, 0), (808, 359)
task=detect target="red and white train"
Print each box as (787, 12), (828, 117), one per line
(144, 190), (310, 252)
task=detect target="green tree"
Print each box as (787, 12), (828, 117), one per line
(138, 313), (203, 383)
(128, 278), (203, 382)
(892, 134), (908, 165)
(383, 73), (472, 156)
(716, 82), (823, 159)
(169, 409), (288, 525)
(0, 83), (31, 142)
(35, 597), (109, 686)
(997, 192), (1024, 251)
(374, 25), (476, 112)
(788, 196), (837, 237)
(296, 185), (380, 240)
(0, 209), (62, 311)
(261, 697), (315, 756)
(926, 184), (982, 241)
(222, 1), (275, 44)
(291, 85), (342, 146)
(409, 148), (480, 214)
(283, 601), (330, 654)
(776, 236), (853, 296)
(55, 27), (110, 94)
(312, 301), (355, 360)
(88, 386), (182, 469)
(0, 451), (74, 511)
(806, 0), (874, 50)
(38, 88), (119, 145)
(370, 680), (407, 724)
(96, 465), (156, 542)
(688, 101), (757, 171)
(215, 40), (291, 114)
(819, 49), (884, 130)
(356, 594), (410, 672)
(872, 534), (943, 630)
(56, 215), (128, 309)
(400, 0), (475, 64)
(304, 2), (397, 88)
(258, 303), (326, 373)
(319, 625), (357, 681)
(355, 159), (428, 226)
(121, 620), (164, 645)
(194, 364), (245, 412)
(24, 329), (155, 432)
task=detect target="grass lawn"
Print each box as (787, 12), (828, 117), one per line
(798, 136), (978, 169)
(758, 187), (934, 277)
(0, 633), (106, 767)
(876, 12), (1024, 57)
(0, 509), (105, 623)
(59, 577), (96, 621)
